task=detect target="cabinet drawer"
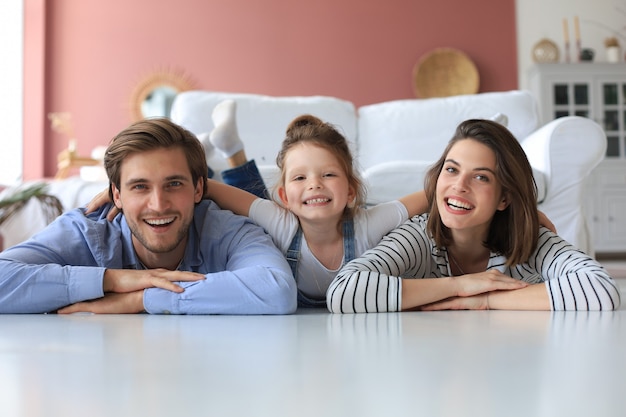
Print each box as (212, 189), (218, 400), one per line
(593, 166), (626, 187)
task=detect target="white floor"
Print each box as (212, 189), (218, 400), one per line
(2, 309), (626, 417)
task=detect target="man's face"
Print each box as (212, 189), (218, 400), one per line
(112, 147), (203, 268)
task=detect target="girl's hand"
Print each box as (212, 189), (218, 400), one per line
(538, 210), (556, 233)
(85, 187), (120, 221)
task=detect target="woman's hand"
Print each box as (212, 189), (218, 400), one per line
(85, 187), (120, 221)
(420, 294), (490, 310)
(421, 271), (529, 311)
(401, 271), (528, 311)
(452, 269), (528, 298)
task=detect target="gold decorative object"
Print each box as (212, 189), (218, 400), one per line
(48, 112), (99, 180)
(128, 67), (196, 122)
(412, 48), (479, 99)
(532, 38), (560, 63)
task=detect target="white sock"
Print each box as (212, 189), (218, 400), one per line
(489, 112), (509, 127)
(209, 99), (244, 158)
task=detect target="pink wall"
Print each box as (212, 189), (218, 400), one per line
(24, 0), (517, 179)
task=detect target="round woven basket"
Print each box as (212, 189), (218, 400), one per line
(412, 48), (480, 98)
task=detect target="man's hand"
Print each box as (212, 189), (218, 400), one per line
(103, 269), (206, 294)
(57, 270), (205, 314)
(58, 291), (144, 314)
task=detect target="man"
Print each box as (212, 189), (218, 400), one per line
(0, 118), (297, 314)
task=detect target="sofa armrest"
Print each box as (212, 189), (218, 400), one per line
(520, 116), (606, 254)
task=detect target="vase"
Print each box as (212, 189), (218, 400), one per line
(607, 46), (621, 62)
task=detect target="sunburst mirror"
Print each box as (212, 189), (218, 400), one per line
(129, 68), (196, 121)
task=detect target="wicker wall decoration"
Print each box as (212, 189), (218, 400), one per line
(412, 48), (480, 98)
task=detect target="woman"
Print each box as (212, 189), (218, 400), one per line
(327, 119), (620, 313)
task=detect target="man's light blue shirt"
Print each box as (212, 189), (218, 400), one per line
(0, 200), (297, 314)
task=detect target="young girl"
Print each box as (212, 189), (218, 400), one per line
(203, 107), (428, 306)
(327, 119), (620, 313)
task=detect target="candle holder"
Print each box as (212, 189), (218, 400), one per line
(563, 18), (571, 62)
(574, 16), (582, 62)
(48, 112), (100, 179)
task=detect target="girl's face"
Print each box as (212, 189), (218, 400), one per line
(436, 139), (508, 240)
(278, 143), (355, 226)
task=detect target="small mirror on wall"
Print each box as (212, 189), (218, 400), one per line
(129, 68), (196, 121)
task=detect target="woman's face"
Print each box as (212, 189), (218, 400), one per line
(435, 139), (508, 239)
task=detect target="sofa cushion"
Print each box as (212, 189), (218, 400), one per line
(362, 160), (547, 205)
(357, 90), (540, 171)
(171, 91), (357, 183)
(363, 160), (433, 205)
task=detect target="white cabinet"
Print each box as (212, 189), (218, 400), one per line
(585, 160), (626, 252)
(529, 63), (626, 254)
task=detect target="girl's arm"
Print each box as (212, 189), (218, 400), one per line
(397, 190), (428, 217)
(85, 180), (261, 220)
(206, 179), (259, 217)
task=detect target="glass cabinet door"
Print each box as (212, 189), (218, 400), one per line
(601, 81), (626, 158)
(552, 83), (589, 119)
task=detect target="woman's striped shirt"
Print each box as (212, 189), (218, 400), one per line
(327, 215), (621, 313)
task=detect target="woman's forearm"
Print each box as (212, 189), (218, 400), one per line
(401, 277), (459, 310)
(487, 283), (550, 310)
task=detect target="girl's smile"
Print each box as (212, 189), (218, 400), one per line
(278, 143), (355, 225)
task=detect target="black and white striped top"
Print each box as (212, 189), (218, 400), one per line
(327, 215), (621, 313)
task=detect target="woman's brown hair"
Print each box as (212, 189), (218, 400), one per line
(424, 119), (539, 265)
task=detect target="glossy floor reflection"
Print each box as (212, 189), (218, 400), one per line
(0, 310), (624, 417)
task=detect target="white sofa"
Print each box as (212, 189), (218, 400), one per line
(170, 90), (605, 255)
